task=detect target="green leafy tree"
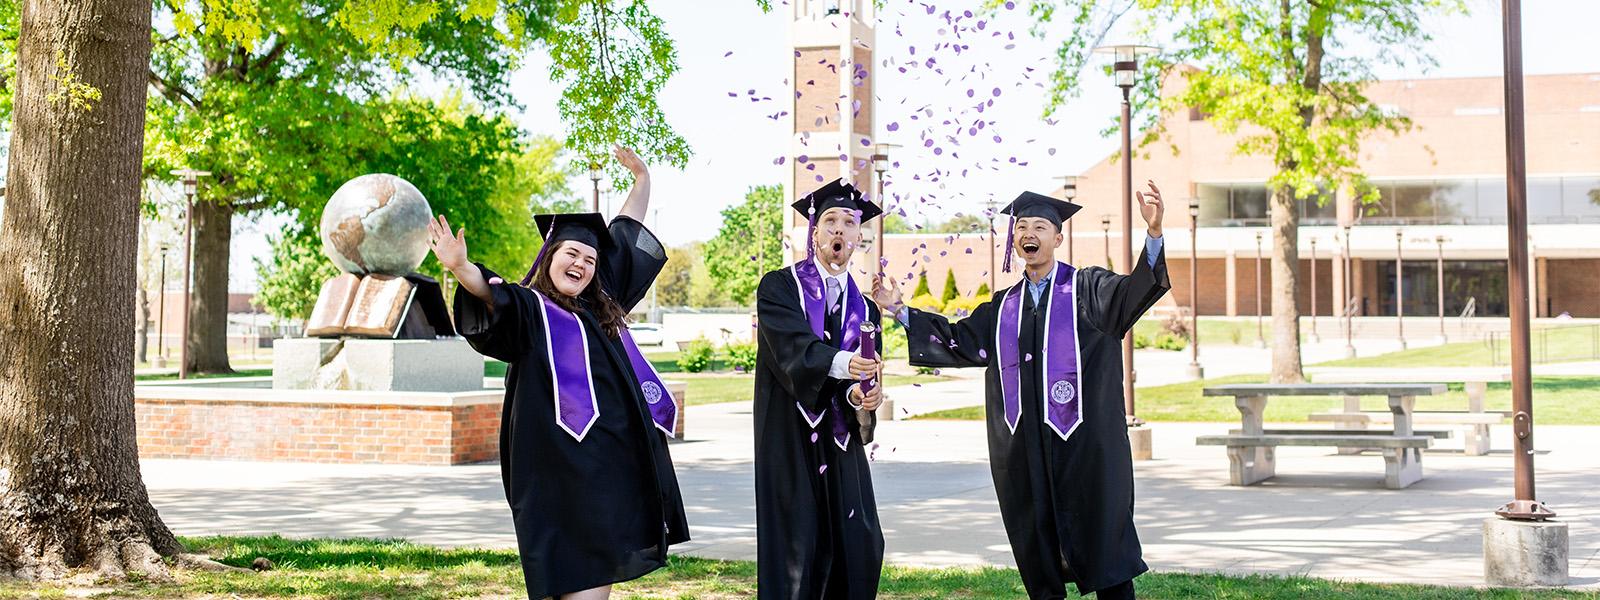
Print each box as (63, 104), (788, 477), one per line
(704, 184), (784, 305)
(975, 282), (991, 298)
(656, 244), (696, 307)
(930, 213), (987, 234)
(1021, 0), (1461, 383)
(881, 211), (914, 234)
(940, 267), (960, 304)
(912, 269), (932, 297)
(254, 96), (579, 321)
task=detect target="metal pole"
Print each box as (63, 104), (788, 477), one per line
(1188, 201), (1202, 379)
(1066, 219), (1074, 266)
(1255, 232), (1264, 348)
(1396, 231), (1406, 350)
(1310, 237), (1319, 342)
(1437, 235), (1447, 342)
(157, 250), (168, 368)
(986, 200), (998, 292)
(1344, 225), (1355, 358)
(179, 191), (194, 380)
(875, 166), (886, 281)
(1120, 87), (1137, 420)
(1496, 0), (1550, 520)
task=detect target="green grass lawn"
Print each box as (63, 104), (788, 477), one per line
(917, 375), (1600, 425)
(134, 368), (273, 382)
(1133, 317), (1280, 347)
(4, 536), (1588, 599)
(1314, 324), (1600, 368)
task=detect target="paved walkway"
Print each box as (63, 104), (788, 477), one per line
(144, 376), (1599, 589)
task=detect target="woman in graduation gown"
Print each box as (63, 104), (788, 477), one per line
(872, 183), (1169, 600)
(428, 147), (687, 600)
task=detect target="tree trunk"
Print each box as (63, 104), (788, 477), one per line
(184, 199), (234, 374)
(0, 0), (181, 580)
(1269, 182), (1305, 383)
(136, 286), (149, 364)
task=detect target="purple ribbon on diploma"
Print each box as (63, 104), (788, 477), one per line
(792, 261), (865, 451)
(996, 262), (1083, 441)
(537, 291), (677, 442)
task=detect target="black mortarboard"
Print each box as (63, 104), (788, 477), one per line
(997, 191), (1083, 272)
(522, 212), (614, 285)
(790, 178), (882, 260)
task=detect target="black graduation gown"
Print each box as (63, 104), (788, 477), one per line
(452, 216), (689, 599)
(753, 265), (885, 600)
(906, 246), (1169, 598)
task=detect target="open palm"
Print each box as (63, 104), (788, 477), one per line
(427, 214), (468, 271)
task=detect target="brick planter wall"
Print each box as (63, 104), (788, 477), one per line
(134, 379), (687, 465)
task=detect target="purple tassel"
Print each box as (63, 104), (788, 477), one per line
(805, 198), (819, 261)
(1001, 216), (1015, 273)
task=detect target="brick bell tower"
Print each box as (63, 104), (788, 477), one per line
(785, 0), (877, 269)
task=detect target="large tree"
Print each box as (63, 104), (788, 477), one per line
(0, 0), (198, 580)
(704, 184), (785, 305)
(136, 0), (691, 374)
(1021, 0), (1460, 382)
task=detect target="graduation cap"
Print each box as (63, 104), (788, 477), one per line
(521, 212), (614, 286)
(997, 191), (1083, 273)
(791, 178), (883, 260)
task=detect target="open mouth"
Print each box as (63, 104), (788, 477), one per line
(1021, 242), (1041, 254)
(831, 241), (844, 253)
(564, 269), (584, 284)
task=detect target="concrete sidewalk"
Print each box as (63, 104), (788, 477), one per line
(143, 383), (1599, 589)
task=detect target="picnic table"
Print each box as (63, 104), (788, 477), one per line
(1306, 368), (1510, 455)
(1196, 383), (1447, 489)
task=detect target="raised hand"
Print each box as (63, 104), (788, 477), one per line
(614, 145), (648, 180)
(1137, 180), (1164, 238)
(870, 274), (903, 312)
(427, 214), (468, 272)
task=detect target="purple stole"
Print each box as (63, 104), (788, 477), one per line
(996, 262), (1083, 441)
(791, 260), (865, 451)
(534, 291), (678, 442)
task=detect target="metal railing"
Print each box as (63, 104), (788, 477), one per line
(1487, 323), (1600, 366)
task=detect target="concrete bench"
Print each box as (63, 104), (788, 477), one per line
(1200, 383), (1447, 489)
(1307, 368), (1508, 455)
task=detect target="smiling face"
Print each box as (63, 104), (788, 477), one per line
(811, 206), (862, 271)
(546, 240), (598, 297)
(1012, 216), (1064, 270)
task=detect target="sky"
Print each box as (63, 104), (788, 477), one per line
(107, 0), (1600, 291)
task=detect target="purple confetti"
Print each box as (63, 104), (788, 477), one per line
(811, 432), (819, 443)
(819, 464), (829, 474)
(888, 122), (900, 132)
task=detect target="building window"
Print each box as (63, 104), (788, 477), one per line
(1197, 177), (1600, 226)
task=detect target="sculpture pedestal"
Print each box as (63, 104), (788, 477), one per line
(274, 338), (482, 393)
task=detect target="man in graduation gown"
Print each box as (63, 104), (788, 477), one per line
(872, 182), (1170, 599)
(753, 178), (887, 599)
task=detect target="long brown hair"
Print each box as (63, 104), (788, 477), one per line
(524, 241), (629, 338)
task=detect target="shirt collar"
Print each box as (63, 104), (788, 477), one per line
(811, 256), (851, 288)
(1024, 266), (1053, 288)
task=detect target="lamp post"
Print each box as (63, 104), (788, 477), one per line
(1436, 235), (1448, 343)
(1100, 214), (1111, 269)
(984, 199), (1000, 292)
(871, 143), (900, 281)
(1055, 175), (1080, 265)
(1494, 0), (1554, 526)
(1254, 231), (1265, 348)
(1187, 199), (1202, 379)
(1396, 230), (1407, 350)
(1093, 43), (1158, 423)
(156, 243), (170, 369)
(1343, 225), (1356, 358)
(588, 163), (603, 213)
(171, 169), (210, 380)
(1310, 237), (1320, 343)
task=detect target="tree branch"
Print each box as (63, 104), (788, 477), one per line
(147, 70), (202, 110)
(252, 40), (289, 75)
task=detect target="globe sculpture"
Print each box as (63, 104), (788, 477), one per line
(319, 174), (432, 276)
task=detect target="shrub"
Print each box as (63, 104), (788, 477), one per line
(907, 293), (943, 314)
(1133, 331), (1154, 349)
(1154, 332), (1188, 351)
(677, 338), (716, 373)
(724, 342), (758, 373)
(944, 295), (986, 318)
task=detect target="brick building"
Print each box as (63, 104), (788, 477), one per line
(868, 72), (1600, 318)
